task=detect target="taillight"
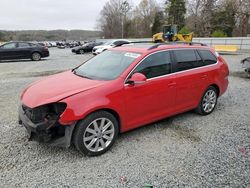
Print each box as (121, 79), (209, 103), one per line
(43, 46), (48, 50)
(218, 56), (229, 77)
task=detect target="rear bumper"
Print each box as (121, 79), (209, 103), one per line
(219, 77), (229, 97)
(18, 105), (75, 148)
(41, 51), (50, 58)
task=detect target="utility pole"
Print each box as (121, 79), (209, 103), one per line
(120, 1), (130, 38)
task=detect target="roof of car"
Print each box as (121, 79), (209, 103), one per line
(111, 42), (213, 54)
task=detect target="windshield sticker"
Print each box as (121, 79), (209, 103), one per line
(124, 53), (141, 59)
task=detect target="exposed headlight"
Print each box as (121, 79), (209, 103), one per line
(22, 103), (67, 124)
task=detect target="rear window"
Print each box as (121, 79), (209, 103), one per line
(198, 50), (217, 65)
(174, 49), (204, 71)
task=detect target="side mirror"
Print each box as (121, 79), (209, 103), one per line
(127, 73), (147, 85)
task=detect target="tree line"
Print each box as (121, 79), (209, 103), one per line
(97, 0), (250, 38)
(0, 30), (101, 42)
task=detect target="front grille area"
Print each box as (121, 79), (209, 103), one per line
(22, 105), (49, 124)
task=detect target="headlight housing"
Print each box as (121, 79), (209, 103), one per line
(22, 103), (67, 124)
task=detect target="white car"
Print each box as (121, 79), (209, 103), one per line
(92, 39), (130, 55)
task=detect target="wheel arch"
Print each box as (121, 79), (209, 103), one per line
(75, 108), (122, 133)
(209, 84), (220, 96)
(31, 51), (42, 55)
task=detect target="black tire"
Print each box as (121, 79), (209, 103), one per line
(195, 86), (218, 115)
(73, 111), (119, 156)
(79, 49), (85, 54)
(31, 52), (41, 61)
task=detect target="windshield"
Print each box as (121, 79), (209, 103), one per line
(74, 50), (141, 80)
(103, 41), (113, 45)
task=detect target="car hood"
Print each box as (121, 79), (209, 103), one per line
(72, 46), (82, 50)
(21, 71), (107, 108)
(94, 45), (112, 49)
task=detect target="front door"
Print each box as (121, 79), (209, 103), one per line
(0, 42), (18, 60)
(124, 51), (176, 131)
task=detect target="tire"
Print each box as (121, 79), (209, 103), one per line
(73, 111), (119, 156)
(79, 49), (85, 54)
(195, 86), (218, 115)
(31, 52), (41, 61)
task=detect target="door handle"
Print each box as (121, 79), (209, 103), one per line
(168, 82), (176, 87)
(201, 75), (208, 79)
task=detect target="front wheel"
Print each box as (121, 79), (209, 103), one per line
(73, 111), (119, 156)
(195, 86), (218, 115)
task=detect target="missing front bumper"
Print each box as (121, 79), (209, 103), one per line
(18, 105), (75, 148)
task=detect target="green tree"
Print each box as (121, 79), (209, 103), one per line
(165, 0), (186, 28)
(211, 0), (236, 37)
(211, 30), (227, 37)
(178, 26), (191, 34)
(151, 11), (164, 35)
(0, 31), (5, 41)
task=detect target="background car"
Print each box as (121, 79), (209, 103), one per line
(0, 41), (49, 61)
(72, 42), (104, 54)
(92, 39), (130, 55)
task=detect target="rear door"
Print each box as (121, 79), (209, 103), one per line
(172, 49), (208, 111)
(124, 51), (176, 130)
(17, 42), (32, 59)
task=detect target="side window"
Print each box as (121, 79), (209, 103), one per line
(133, 51), (172, 79)
(174, 49), (204, 71)
(113, 41), (120, 46)
(18, 42), (30, 48)
(2, 43), (17, 49)
(30, 43), (38, 47)
(114, 41), (129, 46)
(198, 50), (217, 65)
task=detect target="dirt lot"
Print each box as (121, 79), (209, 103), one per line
(0, 48), (249, 187)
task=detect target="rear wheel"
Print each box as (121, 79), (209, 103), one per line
(79, 49), (85, 54)
(31, 52), (41, 61)
(195, 86), (218, 115)
(73, 111), (119, 156)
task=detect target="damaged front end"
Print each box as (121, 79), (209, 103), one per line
(241, 57), (250, 77)
(19, 103), (75, 148)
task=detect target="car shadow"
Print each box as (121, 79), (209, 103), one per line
(0, 59), (48, 64)
(117, 111), (200, 142)
(34, 111), (201, 158)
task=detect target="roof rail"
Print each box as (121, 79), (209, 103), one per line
(117, 41), (153, 47)
(148, 42), (207, 50)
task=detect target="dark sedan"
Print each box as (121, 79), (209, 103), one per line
(72, 42), (104, 54)
(0, 42), (49, 61)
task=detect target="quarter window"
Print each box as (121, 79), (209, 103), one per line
(174, 49), (204, 71)
(198, 50), (217, 65)
(133, 51), (172, 79)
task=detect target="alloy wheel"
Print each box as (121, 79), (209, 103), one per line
(32, 52), (41, 61)
(202, 90), (217, 113)
(83, 118), (115, 152)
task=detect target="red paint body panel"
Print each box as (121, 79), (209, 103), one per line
(20, 45), (229, 133)
(21, 71), (107, 108)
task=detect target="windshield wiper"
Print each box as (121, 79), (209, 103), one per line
(73, 70), (92, 79)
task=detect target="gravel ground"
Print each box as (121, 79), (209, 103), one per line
(0, 48), (249, 187)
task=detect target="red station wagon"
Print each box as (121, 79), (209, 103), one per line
(19, 43), (229, 156)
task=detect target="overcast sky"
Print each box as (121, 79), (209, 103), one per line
(0, 0), (162, 31)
